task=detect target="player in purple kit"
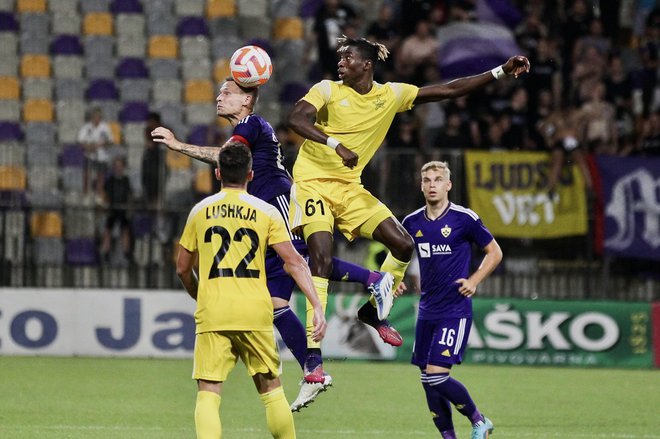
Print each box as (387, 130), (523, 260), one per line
(151, 78), (402, 412)
(401, 161), (503, 439)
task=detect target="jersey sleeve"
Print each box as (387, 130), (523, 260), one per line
(389, 82), (419, 113)
(266, 205), (291, 247)
(178, 212), (198, 253)
(232, 116), (261, 147)
(300, 80), (333, 111)
(466, 213), (494, 249)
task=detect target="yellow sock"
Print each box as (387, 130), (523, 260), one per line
(306, 276), (328, 348)
(380, 252), (410, 293)
(195, 391), (221, 439)
(260, 387), (296, 439)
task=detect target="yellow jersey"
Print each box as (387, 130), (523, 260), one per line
(293, 80), (419, 183)
(179, 188), (291, 333)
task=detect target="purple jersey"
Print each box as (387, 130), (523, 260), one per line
(402, 203), (494, 320)
(233, 114), (292, 201)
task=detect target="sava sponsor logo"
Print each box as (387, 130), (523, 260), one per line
(418, 242), (452, 257)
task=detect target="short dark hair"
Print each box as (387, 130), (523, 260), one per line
(225, 77), (259, 106)
(217, 141), (252, 184)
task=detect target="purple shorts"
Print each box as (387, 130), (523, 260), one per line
(411, 317), (471, 369)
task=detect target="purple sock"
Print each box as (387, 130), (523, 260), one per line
(304, 350), (323, 373)
(329, 257), (373, 287)
(428, 373), (483, 425)
(421, 373), (454, 435)
(273, 306), (307, 370)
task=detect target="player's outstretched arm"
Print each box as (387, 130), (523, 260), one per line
(455, 239), (503, 297)
(414, 55), (530, 105)
(176, 245), (198, 300)
(272, 241), (327, 342)
(151, 126), (219, 165)
(288, 100), (358, 168)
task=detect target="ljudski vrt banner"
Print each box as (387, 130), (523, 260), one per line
(464, 151), (587, 238)
(597, 155), (660, 260)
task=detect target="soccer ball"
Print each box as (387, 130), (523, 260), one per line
(229, 45), (273, 88)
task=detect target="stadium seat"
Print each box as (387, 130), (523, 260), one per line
(121, 121), (144, 145)
(148, 58), (180, 79)
(280, 82), (308, 104)
(27, 165), (59, 191)
(175, 0), (204, 16)
(0, 143), (24, 167)
(119, 78), (151, 102)
(119, 101), (149, 122)
(49, 0), (78, 13)
(57, 121), (80, 144)
(146, 11), (177, 36)
(23, 98), (54, 122)
(50, 34), (84, 55)
(0, 53), (18, 76)
(182, 57), (211, 80)
(30, 210), (63, 238)
(115, 13), (145, 37)
(85, 57), (116, 79)
(184, 79), (214, 103)
(116, 32), (146, 57)
(20, 54), (51, 77)
(51, 11), (81, 35)
(0, 11), (19, 31)
(55, 78), (86, 100)
(213, 58), (231, 83)
(65, 237), (99, 266)
(17, 0), (46, 13)
(27, 143), (58, 167)
(81, 0), (111, 13)
(0, 121), (23, 142)
(109, 121), (122, 143)
(238, 16), (270, 40)
(273, 17), (304, 40)
(84, 35), (115, 59)
(86, 78), (120, 100)
(0, 33), (18, 59)
(116, 57), (149, 78)
(176, 16), (210, 37)
(187, 124), (211, 145)
(237, 0), (267, 17)
(56, 100), (86, 127)
(0, 165), (26, 190)
(22, 77), (53, 100)
(33, 237), (65, 265)
(110, 0), (143, 14)
(53, 55), (84, 78)
(61, 166), (84, 193)
(25, 121), (55, 144)
(185, 103), (215, 125)
(83, 12), (113, 35)
(143, 0), (175, 15)
(0, 76), (19, 99)
(64, 209), (96, 238)
(20, 31), (49, 54)
(152, 78), (182, 103)
(151, 101), (184, 130)
(207, 0), (236, 19)
(208, 16), (239, 38)
(148, 35), (178, 58)
(88, 99), (121, 122)
(0, 100), (19, 120)
(271, 0), (301, 18)
(60, 144), (86, 167)
(211, 35), (242, 59)
(179, 36), (210, 60)
(194, 167), (213, 194)
(166, 149), (191, 170)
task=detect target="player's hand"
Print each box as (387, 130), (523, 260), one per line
(455, 278), (477, 297)
(151, 126), (177, 147)
(503, 55), (530, 78)
(336, 144), (358, 169)
(311, 307), (327, 342)
(394, 281), (407, 298)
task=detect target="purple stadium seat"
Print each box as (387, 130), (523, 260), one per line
(187, 124), (211, 145)
(279, 82), (308, 104)
(0, 122), (23, 141)
(176, 16), (210, 37)
(110, 0), (143, 14)
(299, 0), (323, 18)
(86, 79), (119, 100)
(65, 238), (98, 266)
(119, 101), (149, 122)
(245, 39), (274, 58)
(50, 35), (84, 55)
(0, 191), (28, 208)
(116, 57), (149, 79)
(0, 11), (19, 32)
(59, 144), (86, 167)
(132, 212), (153, 238)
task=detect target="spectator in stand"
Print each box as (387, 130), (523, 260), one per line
(525, 38), (563, 110)
(141, 112), (166, 210)
(502, 87), (532, 150)
(101, 156), (134, 265)
(395, 19), (439, 84)
(578, 80), (618, 154)
(275, 123), (299, 176)
(78, 106), (114, 201)
(572, 18), (612, 66)
(515, 9), (548, 56)
(366, 3), (399, 83)
(435, 111), (473, 149)
(605, 54), (635, 153)
(636, 110), (660, 156)
(313, 0), (357, 79)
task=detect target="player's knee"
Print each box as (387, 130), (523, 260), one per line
(308, 251), (333, 277)
(390, 234), (414, 261)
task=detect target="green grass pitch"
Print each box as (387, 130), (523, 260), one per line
(0, 356), (658, 438)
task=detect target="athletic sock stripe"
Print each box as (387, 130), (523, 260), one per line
(428, 376), (450, 386)
(273, 306), (290, 318)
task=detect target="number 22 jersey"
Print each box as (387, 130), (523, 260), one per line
(179, 188), (291, 333)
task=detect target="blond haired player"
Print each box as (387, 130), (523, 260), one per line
(176, 142), (326, 438)
(288, 36), (529, 383)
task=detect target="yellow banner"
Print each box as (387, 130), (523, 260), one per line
(464, 151), (587, 238)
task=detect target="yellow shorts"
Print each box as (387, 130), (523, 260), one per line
(192, 330), (280, 382)
(289, 179), (394, 241)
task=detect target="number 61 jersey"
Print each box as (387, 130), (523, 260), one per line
(179, 187), (291, 333)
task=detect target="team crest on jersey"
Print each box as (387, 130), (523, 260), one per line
(374, 96), (385, 110)
(441, 224), (451, 238)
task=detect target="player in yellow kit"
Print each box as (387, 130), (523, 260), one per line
(176, 142), (327, 439)
(287, 36), (529, 380)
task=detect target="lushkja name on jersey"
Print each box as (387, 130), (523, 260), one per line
(206, 204), (257, 222)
